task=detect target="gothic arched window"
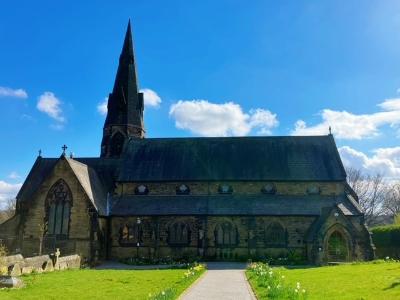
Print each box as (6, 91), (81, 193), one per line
(168, 222), (190, 245)
(214, 222), (238, 247)
(110, 132), (125, 157)
(46, 179), (72, 238)
(265, 222), (286, 247)
(119, 223), (143, 245)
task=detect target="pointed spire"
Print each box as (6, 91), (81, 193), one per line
(101, 20), (145, 157)
(120, 19), (134, 64)
(106, 19), (142, 122)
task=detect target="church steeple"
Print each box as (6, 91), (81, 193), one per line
(101, 20), (145, 158)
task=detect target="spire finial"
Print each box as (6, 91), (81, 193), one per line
(120, 19), (134, 63)
(38, 149), (42, 157)
(62, 144), (68, 156)
(329, 126), (332, 135)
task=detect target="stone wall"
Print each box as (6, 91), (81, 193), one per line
(19, 159), (93, 259)
(0, 253), (81, 276)
(116, 181), (344, 197)
(109, 215), (317, 261)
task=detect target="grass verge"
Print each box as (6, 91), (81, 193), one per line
(247, 261), (400, 300)
(0, 266), (205, 300)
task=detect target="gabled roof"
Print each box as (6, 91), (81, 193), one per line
(16, 156), (119, 216)
(65, 158), (107, 215)
(119, 135), (346, 182)
(109, 194), (360, 217)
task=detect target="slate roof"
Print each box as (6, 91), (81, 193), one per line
(16, 135), (350, 217)
(66, 158), (108, 215)
(109, 194), (361, 217)
(16, 156), (120, 213)
(119, 135), (346, 182)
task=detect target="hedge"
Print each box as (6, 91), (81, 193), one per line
(371, 225), (400, 259)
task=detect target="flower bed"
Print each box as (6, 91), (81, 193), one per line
(149, 263), (205, 300)
(247, 262), (308, 299)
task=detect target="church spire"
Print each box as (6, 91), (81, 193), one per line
(101, 20), (145, 158)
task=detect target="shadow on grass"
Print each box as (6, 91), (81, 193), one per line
(383, 279), (400, 291)
(280, 265), (320, 270)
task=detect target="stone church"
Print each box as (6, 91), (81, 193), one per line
(0, 22), (374, 264)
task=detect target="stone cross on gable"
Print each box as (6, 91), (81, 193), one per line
(62, 145), (68, 155)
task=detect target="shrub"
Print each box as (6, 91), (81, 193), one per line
(371, 225), (400, 259)
(0, 243), (7, 257)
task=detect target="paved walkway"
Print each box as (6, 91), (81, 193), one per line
(180, 262), (256, 300)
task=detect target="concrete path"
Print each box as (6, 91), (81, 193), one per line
(180, 262), (256, 300)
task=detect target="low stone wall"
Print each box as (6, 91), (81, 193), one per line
(54, 254), (81, 271)
(0, 253), (81, 276)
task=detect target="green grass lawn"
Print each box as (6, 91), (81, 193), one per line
(0, 268), (203, 300)
(247, 262), (400, 300)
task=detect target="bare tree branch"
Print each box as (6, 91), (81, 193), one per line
(346, 167), (386, 226)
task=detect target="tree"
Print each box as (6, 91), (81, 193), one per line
(346, 167), (386, 226)
(382, 182), (400, 221)
(0, 198), (16, 224)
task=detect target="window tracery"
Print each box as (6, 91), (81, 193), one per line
(214, 222), (238, 247)
(45, 179), (72, 238)
(168, 222), (190, 245)
(265, 222), (286, 247)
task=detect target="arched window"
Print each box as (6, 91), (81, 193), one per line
(46, 179), (72, 238)
(327, 231), (348, 261)
(110, 132), (125, 157)
(119, 223), (143, 245)
(265, 222), (286, 247)
(214, 222), (238, 247)
(168, 222), (190, 245)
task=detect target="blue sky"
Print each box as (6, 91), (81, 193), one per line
(1, 0), (400, 202)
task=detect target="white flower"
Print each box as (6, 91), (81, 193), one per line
(281, 275), (285, 279)
(162, 291), (165, 295)
(302, 289), (306, 293)
(295, 289), (298, 293)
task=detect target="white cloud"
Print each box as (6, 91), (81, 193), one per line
(291, 98), (400, 139)
(8, 172), (20, 180)
(37, 92), (65, 123)
(249, 109), (279, 135)
(0, 86), (28, 99)
(169, 99), (278, 137)
(0, 180), (22, 209)
(378, 98), (400, 111)
(97, 97), (108, 116)
(339, 146), (400, 179)
(140, 88), (161, 108)
(97, 88), (162, 116)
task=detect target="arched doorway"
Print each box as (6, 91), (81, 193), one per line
(327, 231), (349, 261)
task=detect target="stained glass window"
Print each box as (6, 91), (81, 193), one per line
(215, 222), (237, 246)
(265, 222), (286, 247)
(168, 222), (190, 245)
(46, 179), (72, 237)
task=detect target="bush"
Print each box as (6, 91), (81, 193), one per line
(0, 243), (7, 257)
(371, 225), (400, 259)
